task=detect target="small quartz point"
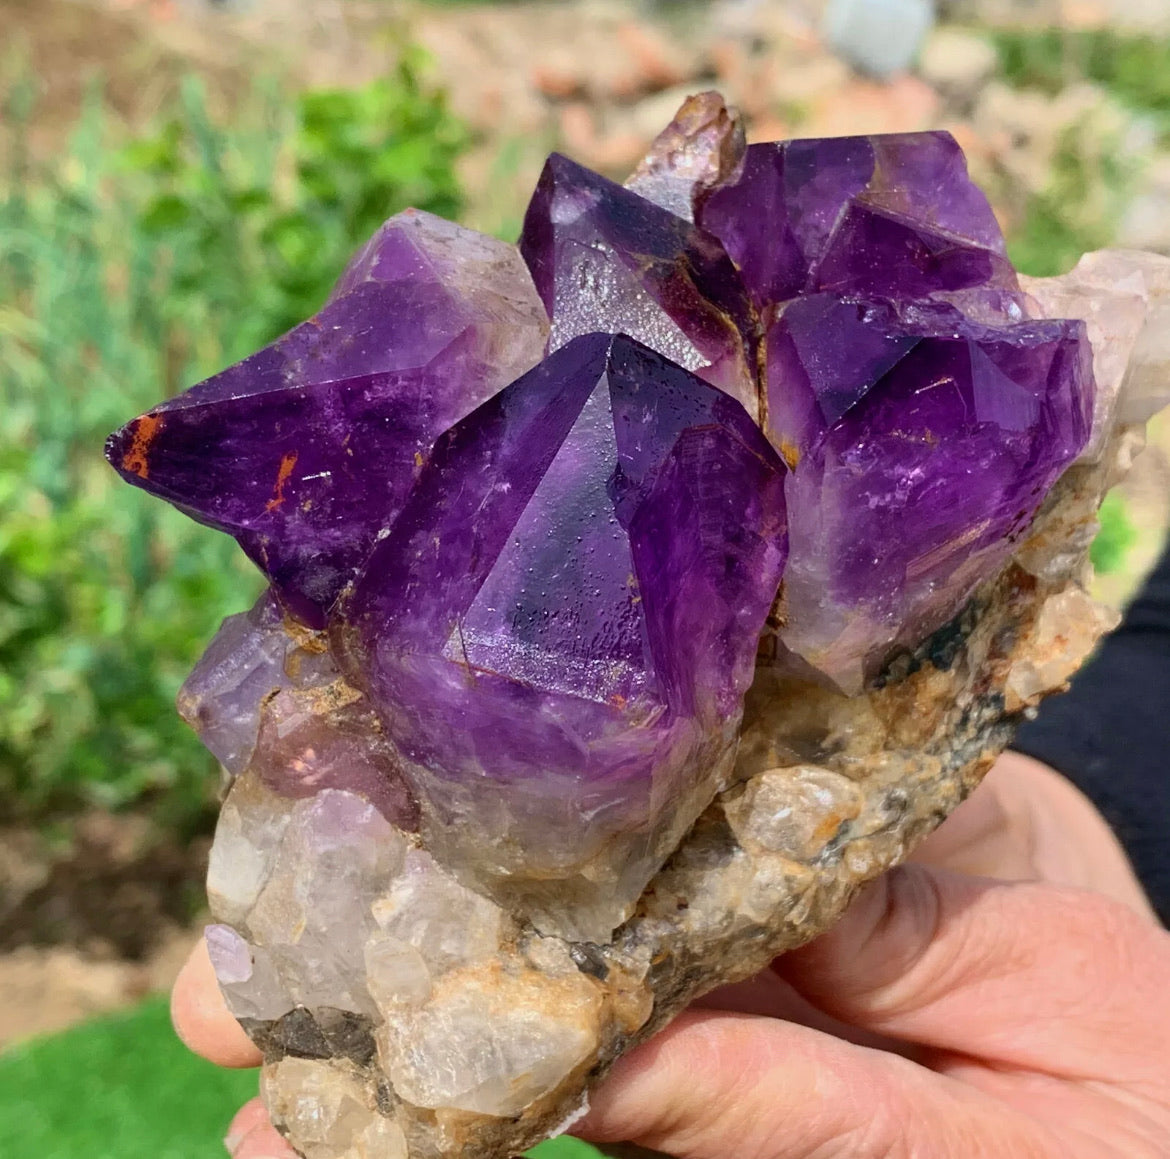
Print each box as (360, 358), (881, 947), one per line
(625, 91), (747, 221)
(180, 593), (418, 828)
(338, 332), (788, 940)
(107, 210), (548, 626)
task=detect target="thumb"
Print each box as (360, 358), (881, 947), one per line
(575, 867), (1170, 1159)
(574, 1006), (1055, 1159)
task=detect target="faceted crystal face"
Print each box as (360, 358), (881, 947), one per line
(519, 152), (760, 417)
(342, 332), (787, 776)
(771, 297), (1093, 690)
(106, 210), (548, 626)
(697, 131), (1016, 309)
(336, 333), (787, 929)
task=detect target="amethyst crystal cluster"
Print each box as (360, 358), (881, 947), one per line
(107, 94), (1168, 1159)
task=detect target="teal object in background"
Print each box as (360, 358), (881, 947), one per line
(0, 998), (601, 1159)
(823, 0), (935, 77)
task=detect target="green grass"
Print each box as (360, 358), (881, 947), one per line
(0, 997), (603, 1159)
(0, 998), (256, 1159)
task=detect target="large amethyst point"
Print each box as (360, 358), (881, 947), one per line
(519, 153), (761, 418)
(337, 333), (788, 939)
(770, 297), (1094, 691)
(106, 210), (548, 626)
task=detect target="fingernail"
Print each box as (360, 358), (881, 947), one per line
(223, 1131), (245, 1155)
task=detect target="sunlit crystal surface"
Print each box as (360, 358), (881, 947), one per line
(106, 210), (548, 626)
(336, 332), (787, 932)
(697, 131), (1016, 308)
(100, 101), (1144, 1159)
(519, 152), (759, 416)
(769, 296), (1093, 689)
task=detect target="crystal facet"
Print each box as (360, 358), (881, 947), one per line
(107, 210), (548, 625)
(697, 131), (1016, 308)
(338, 332), (788, 937)
(519, 152), (760, 416)
(766, 296), (1093, 690)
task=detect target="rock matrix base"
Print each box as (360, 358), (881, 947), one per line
(106, 94), (1170, 1159)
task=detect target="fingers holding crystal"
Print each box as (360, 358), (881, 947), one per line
(172, 936), (263, 1069)
(573, 1007), (1055, 1159)
(778, 865), (1170, 1090)
(910, 753), (1157, 919)
(226, 1102), (298, 1159)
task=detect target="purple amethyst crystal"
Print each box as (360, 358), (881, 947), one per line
(335, 332), (788, 936)
(98, 99), (1137, 1158)
(768, 296), (1093, 690)
(106, 113), (1097, 933)
(106, 210), (547, 626)
(519, 153), (760, 417)
(696, 131), (1016, 308)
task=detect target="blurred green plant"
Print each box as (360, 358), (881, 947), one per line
(1091, 490), (1139, 576)
(0, 57), (468, 827)
(994, 28), (1170, 138)
(1006, 124), (1128, 279)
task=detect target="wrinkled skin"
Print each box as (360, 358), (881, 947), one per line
(173, 751), (1169, 1159)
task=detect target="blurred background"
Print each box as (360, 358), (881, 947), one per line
(1, 0), (1168, 1154)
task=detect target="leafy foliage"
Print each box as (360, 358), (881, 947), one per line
(1005, 124), (1128, 279)
(0, 61), (468, 825)
(1091, 490), (1139, 576)
(994, 28), (1170, 138)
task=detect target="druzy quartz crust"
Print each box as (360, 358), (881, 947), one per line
(107, 93), (1170, 1159)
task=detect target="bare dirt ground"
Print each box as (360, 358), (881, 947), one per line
(2, 0), (1167, 1050)
(0, 812), (209, 1048)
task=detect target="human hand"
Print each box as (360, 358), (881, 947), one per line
(577, 863), (1170, 1158)
(172, 754), (1167, 1158)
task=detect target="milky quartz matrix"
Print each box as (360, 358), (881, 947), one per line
(107, 93), (1170, 1159)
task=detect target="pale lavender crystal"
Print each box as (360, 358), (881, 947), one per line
(697, 131), (1016, 308)
(337, 333), (787, 935)
(208, 787), (408, 1019)
(177, 593), (299, 777)
(519, 153), (760, 417)
(106, 210), (547, 626)
(180, 593), (417, 828)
